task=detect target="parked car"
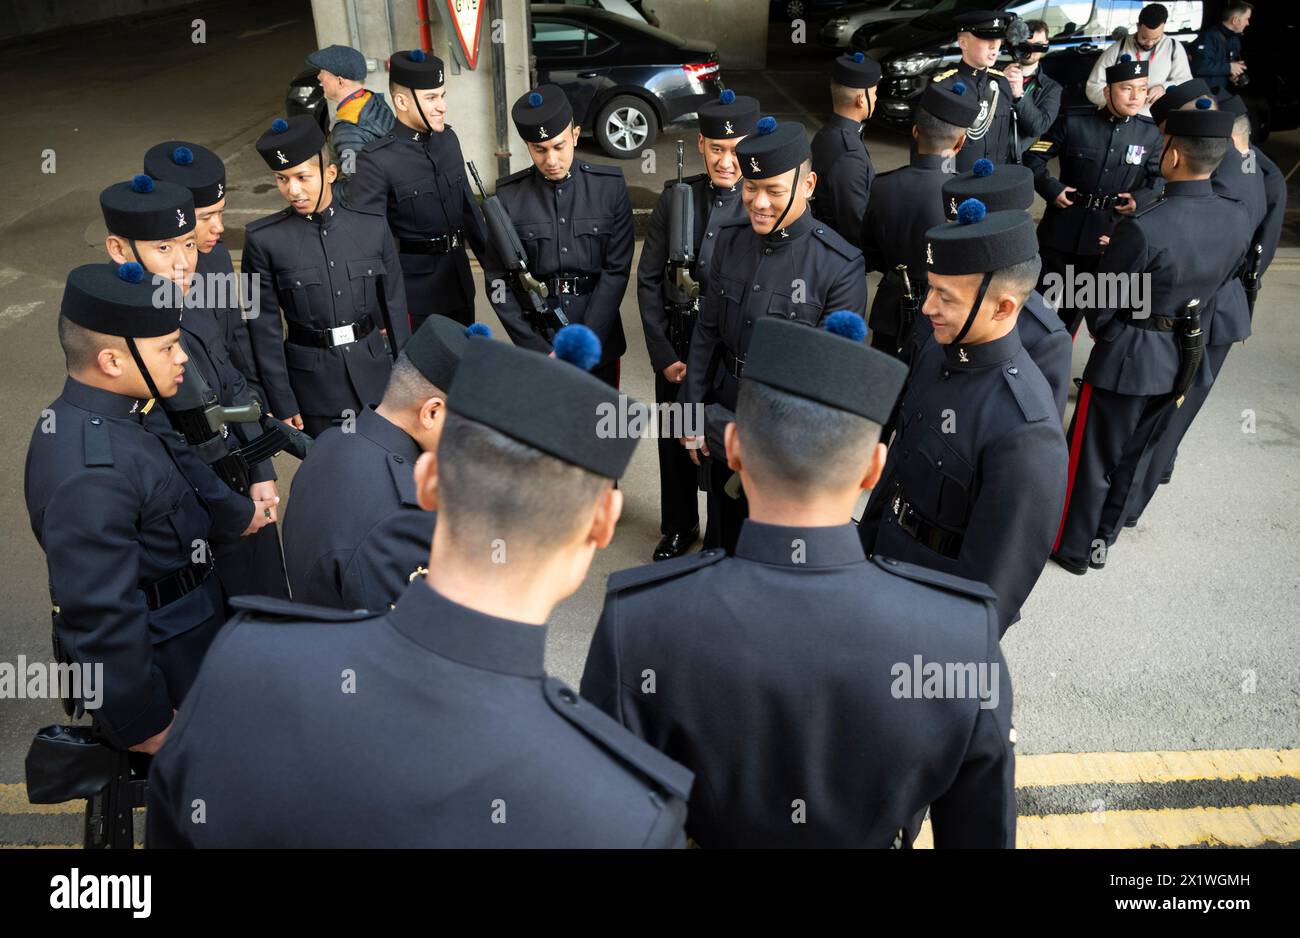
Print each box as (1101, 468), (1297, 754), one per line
(547, 0), (660, 28)
(531, 4), (723, 158)
(818, 0), (940, 50)
(286, 68), (328, 133)
(867, 0), (1203, 127)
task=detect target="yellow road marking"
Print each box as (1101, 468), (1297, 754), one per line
(0, 785), (80, 815)
(1017, 803), (1300, 849)
(1016, 748), (1300, 788)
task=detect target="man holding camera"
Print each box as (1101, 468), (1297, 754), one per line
(1193, 1), (1253, 97)
(1004, 19), (1062, 159)
(1087, 4), (1193, 117)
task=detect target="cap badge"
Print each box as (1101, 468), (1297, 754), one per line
(176, 209), (187, 228)
(750, 157), (760, 173)
(276, 149), (288, 165)
(959, 347), (969, 363)
(216, 182), (224, 199)
(1134, 62), (1141, 75)
(538, 125), (549, 140)
(437, 69), (443, 84)
(949, 197), (957, 216)
(926, 242), (934, 265)
(724, 119), (734, 135)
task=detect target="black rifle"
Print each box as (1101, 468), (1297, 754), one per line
(468, 160), (567, 342)
(161, 336), (312, 495)
(895, 264), (920, 357)
(1171, 298), (1204, 407)
(26, 725), (146, 849)
(1243, 243), (1263, 319)
(666, 140), (701, 361)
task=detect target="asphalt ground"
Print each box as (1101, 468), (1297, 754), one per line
(0, 0), (1296, 847)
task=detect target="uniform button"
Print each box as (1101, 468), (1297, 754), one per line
(706, 232), (714, 239)
(764, 248), (772, 255)
(942, 369), (950, 378)
(336, 290), (342, 296)
(413, 189), (419, 195)
(561, 247), (568, 253)
(295, 280), (302, 286)
(815, 227), (824, 235)
(1008, 366), (1018, 375)
(558, 687), (577, 704)
(329, 261), (335, 268)
(90, 417), (101, 425)
(936, 459), (943, 468)
(322, 230), (327, 236)
(592, 226), (599, 232)
(752, 284), (761, 292)
(559, 217), (566, 223)
(367, 269), (373, 275)
(787, 312), (796, 320)
(393, 455), (405, 464)
(557, 188), (563, 195)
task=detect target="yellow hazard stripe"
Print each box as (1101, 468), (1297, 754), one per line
(1016, 748), (1300, 788)
(0, 784), (82, 815)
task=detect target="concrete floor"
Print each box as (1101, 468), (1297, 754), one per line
(0, 0), (1296, 845)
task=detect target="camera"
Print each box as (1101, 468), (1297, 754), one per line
(1003, 16), (1048, 66)
(1230, 50), (1250, 87)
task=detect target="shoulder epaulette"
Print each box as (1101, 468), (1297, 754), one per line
(542, 677), (693, 799)
(244, 207), (293, 234)
(810, 223), (861, 261)
(229, 594), (377, 621)
(82, 416), (113, 467)
(1002, 359), (1054, 423)
(988, 67), (1005, 76)
(496, 166), (533, 188)
(360, 134), (397, 154)
(933, 68), (958, 82)
(872, 555), (997, 602)
(578, 162), (624, 178)
(606, 549), (725, 593)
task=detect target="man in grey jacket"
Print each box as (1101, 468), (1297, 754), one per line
(308, 44), (396, 176)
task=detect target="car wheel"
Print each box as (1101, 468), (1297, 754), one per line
(595, 94), (659, 159)
(785, 0), (804, 19)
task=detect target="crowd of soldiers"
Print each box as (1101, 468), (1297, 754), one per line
(22, 2), (1284, 847)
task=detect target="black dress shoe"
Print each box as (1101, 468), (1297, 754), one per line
(653, 527), (699, 562)
(1123, 518), (1138, 529)
(1089, 555), (1106, 570)
(1050, 552), (1088, 576)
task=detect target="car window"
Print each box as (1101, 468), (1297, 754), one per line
(532, 18), (611, 57)
(1007, 1), (1096, 38)
(585, 26), (617, 55)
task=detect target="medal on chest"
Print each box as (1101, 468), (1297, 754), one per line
(1124, 144), (1146, 165)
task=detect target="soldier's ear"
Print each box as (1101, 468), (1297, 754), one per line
(97, 346), (125, 380)
(420, 396), (443, 429)
(861, 442), (888, 492)
(724, 420), (742, 473)
(802, 169), (817, 196)
(953, 131), (967, 153)
(104, 235), (130, 265)
(572, 125), (582, 145)
(697, 132), (706, 155)
(589, 484), (622, 550)
(413, 450), (440, 512)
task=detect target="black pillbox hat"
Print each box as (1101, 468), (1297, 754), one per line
(1164, 105), (1236, 138)
(512, 85), (574, 143)
(447, 341), (638, 479)
(697, 90), (761, 140)
(924, 204), (1039, 275)
(954, 10), (1011, 39)
(144, 141), (226, 209)
(1106, 54), (1150, 84)
(390, 48), (445, 90)
(833, 51), (881, 89)
(1150, 79), (1212, 124)
(942, 160), (1034, 218)
(744, 316), (907, 424)
(918, 81), (980, 128)
(256, 116), (326, 171)
(737, 118), (810, 179)
(403, 315), (474, 391)
(61, 263), (179, 338)
(100, 176), (195, 241)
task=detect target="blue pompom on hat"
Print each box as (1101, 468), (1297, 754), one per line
(956, 197), (987, 225)
(465, 323), (492, 338)
(973, 158), (994, 178)
(130, 174), (154, 194)
(552, 324), (602, 372)
(823, 310), (867, 343)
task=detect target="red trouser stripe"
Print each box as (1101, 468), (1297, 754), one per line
(1053, 381), (1094, 553)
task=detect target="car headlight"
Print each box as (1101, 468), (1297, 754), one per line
(827, 16), (848, 27)
(888, 54), (940, 76)
(295, 86), (316, 99)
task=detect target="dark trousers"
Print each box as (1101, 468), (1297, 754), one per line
(1120, 343), (1233, 528)
(214, 522), (289, 603)
(1053, 382), (1170, 563)
(399, 251), (475, 330)
(703, 458), (747, 554)
(654, 372), (700, 536)
(301, 413), (345, 438)
(591, 358), (620, 389)
(1038, 246), (1100, 338)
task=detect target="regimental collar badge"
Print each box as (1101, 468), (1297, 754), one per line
(779, 226), (790, 238)
(958, 347), (969, 363)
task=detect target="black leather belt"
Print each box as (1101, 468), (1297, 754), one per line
(1125, 315), (1176, 332)
(398, 230), (465, 254)
(287, 314), (375, 348)
(1074, 191), (1121, 211)
(889, 486), (963, 558)
(549, 273), (599, 297)
(723, 348), (745, 380)
(144, 554), (215, 611)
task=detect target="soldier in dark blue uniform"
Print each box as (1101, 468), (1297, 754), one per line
(582, 313), (1015, 848)
(810, 51), (881, 246)
(129, 155), (290, 601)
(858, 204), (1067, 633)
(683, 116), (867, 553)
(1026, 56), (1164, 336)
(143, 141), (259, 396)
(482, 85), (633, 387)
(282, 315), (479, 607)
(1050, 106), (1251, 574)
(26, 265), (267, 754)
(938, 161), (1072, 419)
(862, 82), (977, 357)
(930, 11), (1017, 171)
(242, 116), (411, 438)
(1124, 93), (1288, 529)
(147, 328), (692, 847)
(343, 49), (487, 330)
(637, 90), (759, 562)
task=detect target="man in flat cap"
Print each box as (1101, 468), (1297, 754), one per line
(682, 115), (866, 553)
(481, 85), (633, 387)
(936, 161), (1071, 419)
(582, 312), (1015, 848)
(637, 90), (760, 562)
(1052, 105), (1253, 574)
(344, 49), (486, 331)
(1125, 91), (1287, 526)
(862, 81), (976, 360)
(1085, 4), (1193, 117)
(857, 203), (1067, 633)
(26, 265), (270, 759)
(811, 51), (881, 247)
(242, 115), (410, 437)
(930, 11), (1016, 170)
(282, 315), (481, 608)
(1025, 55), (1164, 336)
(307, 44), (395, 174)
(135, 152), (290, 601)
(148, 327), (692, 848)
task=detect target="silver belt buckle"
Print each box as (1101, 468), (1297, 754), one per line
(329, 323), (357, 346)
(450, 231), (460, 248)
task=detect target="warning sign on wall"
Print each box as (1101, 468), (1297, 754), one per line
(435, 0), (487, 70)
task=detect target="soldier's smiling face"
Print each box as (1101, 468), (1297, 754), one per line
(1106, 77), (1149, 117)
(105, 232), (197, 288)
(526, 124), (580, 180)
(742, 162), (815, 234)
(396, 84), (448, 132)
(698, 133), (743, 189)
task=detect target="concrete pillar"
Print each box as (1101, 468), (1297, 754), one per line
(308, 0), (534, 189)
(649, 0), (769, 70)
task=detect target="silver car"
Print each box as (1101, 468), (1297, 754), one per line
(818, 0), (940, 50)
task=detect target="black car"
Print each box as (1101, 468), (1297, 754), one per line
(863, 0), (1205, 127)
(531, 4), (723, 158)
(770, 0), (860, 22)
